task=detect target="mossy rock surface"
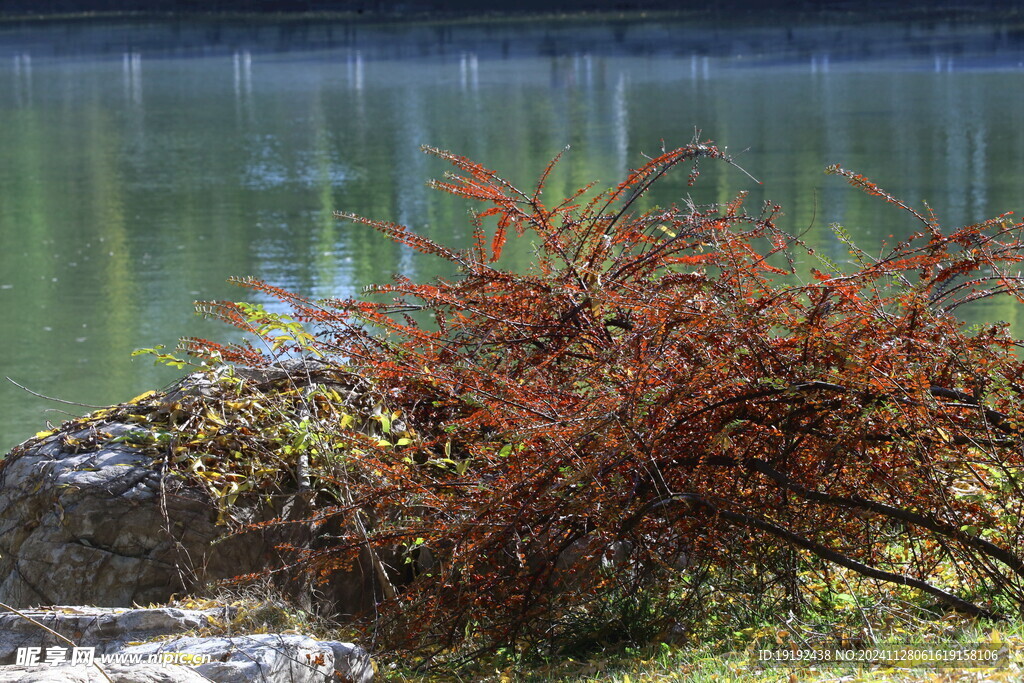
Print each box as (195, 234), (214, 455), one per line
(0, 360), (395, 615)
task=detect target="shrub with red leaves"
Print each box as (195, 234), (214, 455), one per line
(187, 142), (1024, 657)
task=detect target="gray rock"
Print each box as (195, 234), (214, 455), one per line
(0, 663), (209, 682)
(123, 634), (373, 682)
(0, 607), (373, 682)
(0, 365), (382, 682)
(0, 606), (234, 661)
(0, 364), (383, 613)
(0, 417), (274, 608)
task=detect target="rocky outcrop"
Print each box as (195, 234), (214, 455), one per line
(0, 417), (280, 608)
(0, 363), (398, 680)
(0, 362), (388, 612)
(0, 606), (372, 679)
(0, 606), (373, 682)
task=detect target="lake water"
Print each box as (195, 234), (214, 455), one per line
(2, 16), (1024, 453)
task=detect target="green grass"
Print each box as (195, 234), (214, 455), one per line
(379, 563), (1024, 682)
(382, 618), (1024, 682)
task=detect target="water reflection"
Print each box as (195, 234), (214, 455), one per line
(123, 51), (142, 107)
(459, 52), (478, 91)
(2, 18), (1024, 452)
(348, 50), (363, 91)
(233, 49), (252, 100)
(12, 52), (30, 107)
(612, 71), (628, 180)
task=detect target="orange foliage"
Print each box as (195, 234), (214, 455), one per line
(191, 143), (1024, 656)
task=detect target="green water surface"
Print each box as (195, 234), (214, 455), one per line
(2, 16), (1024, 452)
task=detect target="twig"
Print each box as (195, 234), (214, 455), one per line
(659, 495), (997, 619)
(5, 377), (107, 409)
(746, 458), (1024, 577)
(840, 570), (878, 646)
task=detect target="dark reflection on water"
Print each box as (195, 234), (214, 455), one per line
(2, 16), (1024, 451)
(2, 18), (1024, 65)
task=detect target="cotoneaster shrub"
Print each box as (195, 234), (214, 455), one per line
(181, 142), (1024, 658)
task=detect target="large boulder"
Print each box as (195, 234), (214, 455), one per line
(0, 414), (301, 608)
(0, 419), (257, 607)
(0, 362), (408, 680)
(0, 362), (386, 612)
